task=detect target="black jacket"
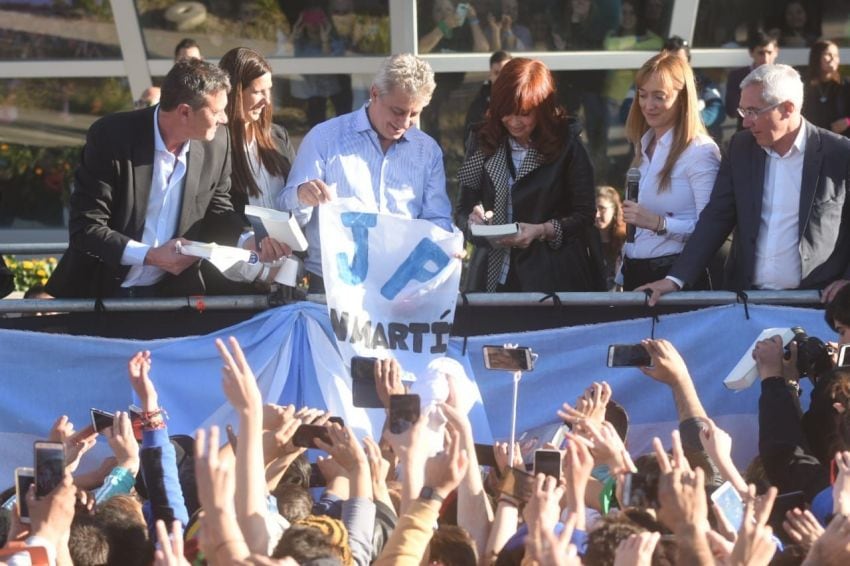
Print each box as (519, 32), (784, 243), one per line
(228, 123), (295, 218)
(457, 119), (604, 292)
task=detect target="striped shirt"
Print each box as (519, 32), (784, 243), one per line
(278, 104), (453, 277)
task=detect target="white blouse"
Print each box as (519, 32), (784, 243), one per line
(246, 139), (286, 209)
(623, 128), (721, 259)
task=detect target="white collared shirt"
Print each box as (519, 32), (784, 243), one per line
(752, 123), (807, 289)
(624, 128), (720, 259)
(120, 107), (189, 287)
(246, 138), (285, 209)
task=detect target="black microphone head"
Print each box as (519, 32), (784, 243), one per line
(626, 168), (641, 184)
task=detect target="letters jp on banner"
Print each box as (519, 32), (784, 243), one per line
(319, 202), (464, 377)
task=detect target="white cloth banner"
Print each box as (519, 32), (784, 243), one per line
(319, 202), (464, 377)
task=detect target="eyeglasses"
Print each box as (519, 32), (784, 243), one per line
(736, 101), (783, 119)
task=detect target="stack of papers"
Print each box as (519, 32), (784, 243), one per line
(723, 327), (795, 390)
(470, 222), (519, 242)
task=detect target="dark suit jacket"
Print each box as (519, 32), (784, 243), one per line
(670, 120), (850, 290)
(46, 105), (243, 298)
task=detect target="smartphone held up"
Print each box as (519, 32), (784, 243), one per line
(607, 344), (652, 368)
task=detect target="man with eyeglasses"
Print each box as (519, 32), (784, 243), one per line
(639, 64), (850, 305)
(278, 53), (453, 293)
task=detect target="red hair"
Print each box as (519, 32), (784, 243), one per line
(478, 58), (567, 162)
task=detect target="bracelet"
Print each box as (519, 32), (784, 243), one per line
(141, 407), (168, 430)
(437, 20), (450, 37)
(497, 495), (519, 507)
(655, 215), (663, 232)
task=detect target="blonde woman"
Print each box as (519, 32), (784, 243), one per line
(620, 51), (721, 290)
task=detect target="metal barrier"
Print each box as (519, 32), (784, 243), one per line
(0, 290), (824, 314)
(0, 243), (67, 255)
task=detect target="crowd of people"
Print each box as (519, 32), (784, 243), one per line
(5, 284), (850, 564)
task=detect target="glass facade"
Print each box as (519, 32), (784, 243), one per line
(0, 0), (846, 240)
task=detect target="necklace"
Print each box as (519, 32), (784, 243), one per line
(817, 82), (830, 104)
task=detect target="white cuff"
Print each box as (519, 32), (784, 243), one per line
(237, 231), (254, 249)
(120, 240), (150, 266)
(665, 275), (684, 290)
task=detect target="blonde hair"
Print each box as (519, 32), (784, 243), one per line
(625, 52), (706, 192)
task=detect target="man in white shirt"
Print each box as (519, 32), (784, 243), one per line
(47, 58), (246, 298)
(640, 64), (850, 305)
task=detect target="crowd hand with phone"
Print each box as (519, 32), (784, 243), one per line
(613, 531), (661, 566)
(194, 426), (250, 564)
(524, 474), (565, 534)
(783, 508), (824, 551)
(752, 335), (800, 382)
(374, 358), (406, 411)
(802, 513), (850, 566)
(153, 520), (190, 566)
(24, 472), (76, 559)
(728, 485), (779, 566)
(261, 404), (302, 464)
(104, 411), (140, 476)
(561, 434), (594, 531)
(48, 415), (96, 475)
(698, 419), (748, 495)
(524, 509), (582, 566)
(314, 424), (372, 500)
(558, 381), (612, 428)
(383, 410), (430, 515)
(215, 336), (270, 555)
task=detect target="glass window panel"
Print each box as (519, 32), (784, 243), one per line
(134, 0), (390, 61)
(416, 0), (673, 54)
(0, 0), (121, 60)
(694, 0), (850, 48)
(0, 78), (131, 231)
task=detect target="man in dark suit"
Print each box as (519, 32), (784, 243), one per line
(641, 63), (850, 305)
(47, 58), (247, 298)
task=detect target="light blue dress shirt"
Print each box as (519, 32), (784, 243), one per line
(278, 104), (453, 277)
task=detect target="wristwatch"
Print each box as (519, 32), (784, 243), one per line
(656, 216), (668, 236)
(419, 486), (445, 503)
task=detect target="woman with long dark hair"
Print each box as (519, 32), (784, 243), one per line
(457, 57), (602, 292)
(595, 185), (627, 290)
(802, 39), (850, 137)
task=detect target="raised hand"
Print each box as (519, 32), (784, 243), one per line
(363, 436), (392, 507)
(493, 441), (523, 476)
(153, 520), (190, 566)
(523, 474), (564, 532)
(314, 424), (368, 476)
(558, 381), (611, 427)
(215, 337), (262, 416)
(576, 419), (635, 475)
(194, 426), (235, 514)
(834, 451), (850, 516)
(524, 510), (582, 566)
(729, 485), (778, 566)
(614, 531), (661, 566)
(783, 508), (824, 551)
(802, 513), (850, 566)
(375, 358), (406, 410)
(423, 424), (469, 500)
(105, 411), (140, 474)
(640, 339), (690, 386)
(128, 350), (158, 412)
(49, 415), (96, 474)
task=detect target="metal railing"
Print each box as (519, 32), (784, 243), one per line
(0, 243), (67, 255)
(0, 291), (824, 314)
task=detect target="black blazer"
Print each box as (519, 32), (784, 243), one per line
(457, 121), (604, 292)
(670, 120), (850, 290)
(46, 105), (243, 298)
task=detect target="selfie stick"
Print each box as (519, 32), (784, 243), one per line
(508, 370), (522, 468)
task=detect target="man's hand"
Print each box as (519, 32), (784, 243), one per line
(49, 416), (96, 474)
(216, 337), (263, 417)
(636, 278), (680, 307)
(558, 382), (612, 427)
(823, 279), (850, 304)
(296, 179), (333, 207)
(244, 236), (291, 264)
(375, 358), (405, 410)
(128, 350), (158, 412)
(640, 339), (691, 387)
(145, 238), (198, 275)
(27, 473), (76, 547)
(752, 335), (789, 381)
(523, 474), (564, 532)
(314, 424), (369, 476)
(105, 411), (140, 474)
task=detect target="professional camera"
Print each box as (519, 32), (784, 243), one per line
(787, 326), (833, 379)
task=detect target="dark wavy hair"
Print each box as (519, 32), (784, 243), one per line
(477, 57), (568, 163)
(808, 39), (841, 85)
(219, 47), (290, 198)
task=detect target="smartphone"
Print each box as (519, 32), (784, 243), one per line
(620, 472), (655, 508)
(351, 356), (383, 408)
(455, 2), (469, 25)
(90, 408), (115, 433)
(225, 424), (238, 449)
(129, 405), (143, 442)
(309, 463), (327, 488)
(389, 394), (420, 434)
(293, 424), (331, 449)
(838, 344), (850, 367)
(474, 443), (499, 468)
(33, 441), (65, 498)
(14, 467), (34, 523)
(483, 346), (534, 371)
(497, 466), (535, 503)
(534, 449), (562, 480)
(768, 490), (806, 536)
(607, 344), (652, 367)
(710, 481), (744, 532)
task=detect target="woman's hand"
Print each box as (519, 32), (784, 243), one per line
(622, 200), (661, 232)
(496, 223), (545, 248)
(468, 204), (491, 226)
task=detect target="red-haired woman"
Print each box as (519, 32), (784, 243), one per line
(457, 57), (602, 292)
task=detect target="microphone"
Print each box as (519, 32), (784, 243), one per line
(625, 168), (640, 243)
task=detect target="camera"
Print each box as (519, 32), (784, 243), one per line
(787, 326), (833, 379)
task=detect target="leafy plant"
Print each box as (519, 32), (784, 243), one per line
(4, 255), (58, 292)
